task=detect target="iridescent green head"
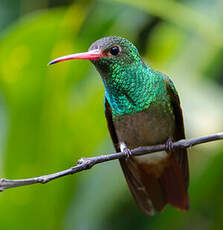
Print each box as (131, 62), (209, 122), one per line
(88, 36), (142, 76)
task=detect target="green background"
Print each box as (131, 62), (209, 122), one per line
(0, 0), (223, 229)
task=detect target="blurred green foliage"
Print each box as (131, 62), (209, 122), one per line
(0, 0), (223, 229)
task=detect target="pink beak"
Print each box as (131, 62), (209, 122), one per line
(48, 49), (102, 65)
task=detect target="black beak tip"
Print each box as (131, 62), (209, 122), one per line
(48, 60), (56, 66)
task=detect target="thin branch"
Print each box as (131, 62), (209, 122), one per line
(1, 132), (223, 192)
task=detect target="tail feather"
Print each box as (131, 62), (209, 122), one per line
(139, 171), (166, 211)
(120, 154), (189, 214)
(159, 156), (189, 210)
(139, 155), (189, 211)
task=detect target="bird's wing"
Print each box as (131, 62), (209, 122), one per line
(104, 97), (120, 151)
(165, 77), (189, 189)
(104, 96), (155, 215)
(104, 76), (190, 214)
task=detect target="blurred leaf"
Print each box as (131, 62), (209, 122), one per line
(111, 0), (223, 47)
(0, 4), (109, 230)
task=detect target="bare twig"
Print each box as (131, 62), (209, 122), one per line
(1, 132), (223, 192)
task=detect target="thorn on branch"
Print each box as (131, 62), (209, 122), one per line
(77, 158), (94, 169)
(36, 177), (49, 184)
(77, 158), (86, 165)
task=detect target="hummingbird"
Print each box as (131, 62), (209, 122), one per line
(48, 36), (189, 215)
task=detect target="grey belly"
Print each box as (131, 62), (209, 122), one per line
(113, 103), (175, 149)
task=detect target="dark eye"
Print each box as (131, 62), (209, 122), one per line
(109, 46), (120, 56)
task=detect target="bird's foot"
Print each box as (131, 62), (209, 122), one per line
(120, 142), (132, 160)
(165, 138), (174, 152)
(123, 148), (132, 159)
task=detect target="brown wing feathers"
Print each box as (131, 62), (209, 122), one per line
(165, 80), (189, 190)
